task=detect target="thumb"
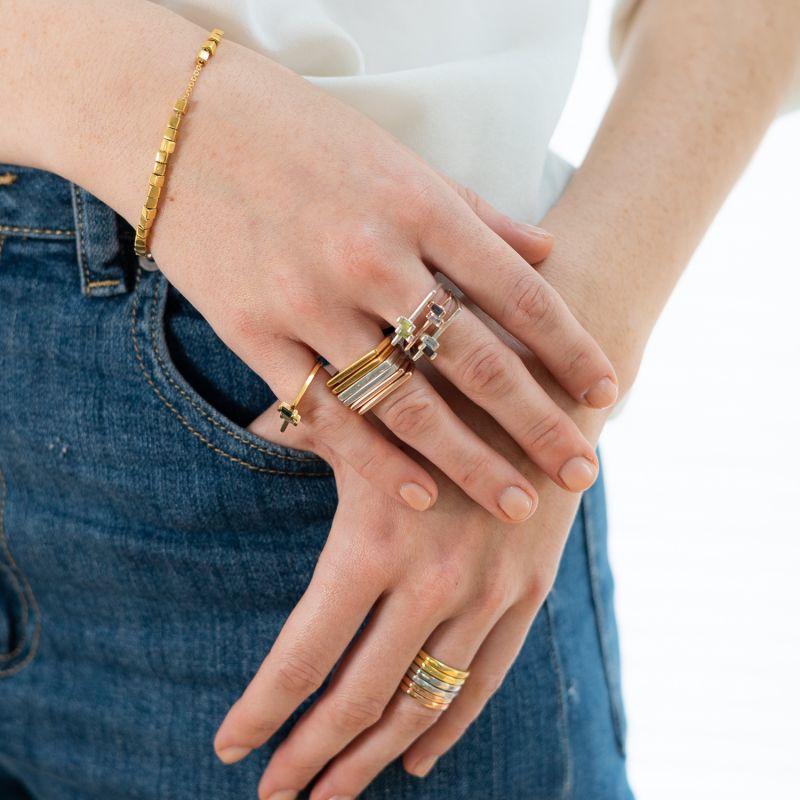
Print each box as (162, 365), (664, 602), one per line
(439, 175), (554, 264)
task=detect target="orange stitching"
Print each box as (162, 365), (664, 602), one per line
(0, 469), (42, 678)
(86, 279), (121, 289)
(0, 172), (18, 186)
(131, 269), (331, 477)
(148, 274), (321, 463)
(0, 224), (74, 237)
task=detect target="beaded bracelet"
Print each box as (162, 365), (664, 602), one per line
(134, 28), (224, 261)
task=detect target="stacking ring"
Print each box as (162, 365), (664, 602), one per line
(277, 359), (323, 432)
(326, 283), (462, 414)
(399, 647), (471, 712)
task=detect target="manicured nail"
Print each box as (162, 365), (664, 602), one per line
(583, 376), (618, 409)
(513, 221), (553, 239)
(410, 754), (439, 777)
(559, 456), (597, 491)
(266, 792), (298, 800)
(327, 796), (353, 800)
(216, 745), (252, 764)
(498, 486), (536, 521)
(399, 482), (433, 511)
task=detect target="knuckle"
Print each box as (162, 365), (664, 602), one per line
(328, 692), (386, 732)
(561, 343), (594, 382)
(522, 413), (566, 456)
(334, 227), (394, 283)
(461, 342), (513, 400)
(507, 274), (556, 331)
(457, 184), (483, 216)
(470, 670), (507, 700)
(273, 649), (326, 697)
(381, 385), (439, 440)
(472, 573), (513, 614)
(397, 698), (441, 734)
(520, 569), (553, 609)
(307, 401), (349, 445)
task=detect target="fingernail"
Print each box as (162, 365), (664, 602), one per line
(513, 221), (553, 239)
(410, 754), (439, 777)
(559, 456), (597, 491)
(399, 482), (433, 511)
(583, 376), (618, 409)
(216, 745), (252, 764)
(328, 796), (353, 800)
(266, 792), (299, 800)
(498, 486), (536, 521)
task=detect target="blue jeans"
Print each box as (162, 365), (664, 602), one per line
(0, 163), (633, 799)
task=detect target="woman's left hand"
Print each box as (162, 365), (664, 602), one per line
(212, 338), (614, 800)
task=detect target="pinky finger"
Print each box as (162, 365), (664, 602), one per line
(247, 338), (439, 511)
(401, 601), (536, 778)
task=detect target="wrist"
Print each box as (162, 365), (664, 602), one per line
(536, 201), (652, 400)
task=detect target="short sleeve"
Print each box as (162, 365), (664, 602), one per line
(609, 0), (800, 115)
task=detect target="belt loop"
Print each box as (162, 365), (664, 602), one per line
(70, 183), (135, 297)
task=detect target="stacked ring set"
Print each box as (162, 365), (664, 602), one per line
(400, 648), (471, 711)
(277, 282), (462, 430)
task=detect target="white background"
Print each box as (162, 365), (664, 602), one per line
(550, 2), (800, 798)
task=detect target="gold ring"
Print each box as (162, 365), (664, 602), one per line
(277, 360), (323, 432)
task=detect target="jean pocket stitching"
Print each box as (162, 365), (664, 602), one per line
(0, 470), (41, 679)
(130, 267), (331, 477)
(0, 224), (75, 238)
(582, 486), (627, 756)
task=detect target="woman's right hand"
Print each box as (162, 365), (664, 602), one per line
(116, 22), (619, 520)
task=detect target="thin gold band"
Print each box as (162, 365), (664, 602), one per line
(278, 360), (323, 432)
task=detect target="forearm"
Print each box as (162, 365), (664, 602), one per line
(539, 0), (800, 391)
(2, 0), (221, 223)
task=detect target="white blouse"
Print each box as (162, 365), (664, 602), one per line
(154, 0), (799, 226)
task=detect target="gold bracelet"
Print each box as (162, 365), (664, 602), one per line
(134, 28), (224, 260)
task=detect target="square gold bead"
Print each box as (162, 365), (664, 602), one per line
(142, 206), (157, 221)
(155, 150), (169, 164)
(149, 173), (165, 188)
(139, 215), (153, 230)
(159, 139), (176, 154)
(163, 126), (178, 142)
(168, 114), (181, 130)
(152, 161), (167, 176)
(197, 48), (211, 63)
(174, 98), (188, 114)
(136, 226), (147, 238)
(144, 196), (159, 211)
(147, 186), (161, 202)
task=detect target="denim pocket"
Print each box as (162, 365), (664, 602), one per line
(130, 267), (332, 478)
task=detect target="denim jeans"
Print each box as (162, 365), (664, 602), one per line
(0, 163), (633, 799)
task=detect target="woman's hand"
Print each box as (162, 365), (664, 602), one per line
(212, 442), (594, 800)
(105, 17), (619, 521)
(211, 302), (623, 799)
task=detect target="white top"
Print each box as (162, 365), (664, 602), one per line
(154, 0), (590, 224)
(155, 0), (799, 226)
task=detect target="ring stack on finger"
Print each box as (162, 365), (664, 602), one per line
(326, 283), (462, 415)
(399, 647), (471, 712)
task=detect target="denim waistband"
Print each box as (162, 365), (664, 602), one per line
(0, 163), (138, 298)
